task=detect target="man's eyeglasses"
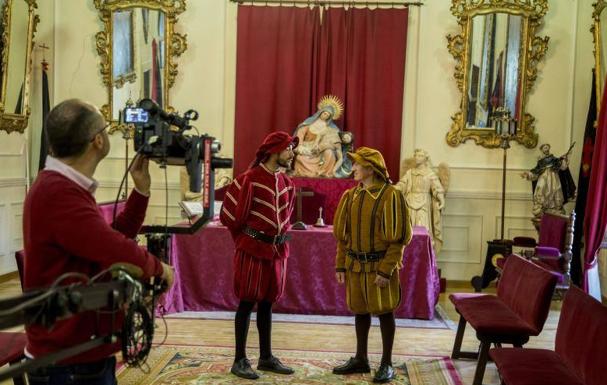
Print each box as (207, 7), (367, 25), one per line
(90, 122), (110, 142)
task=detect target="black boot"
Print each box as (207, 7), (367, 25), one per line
(373, 363), (395, 383)
(257, 355), (294, 375)
(332, 356), (371, 375)
(231, 358), (259, 380)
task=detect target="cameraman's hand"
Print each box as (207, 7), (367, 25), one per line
(131, 154), (151, 196)
(160, 262), (175, 290)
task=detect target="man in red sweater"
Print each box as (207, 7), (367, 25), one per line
(23, 99), (174, 385)
(220, 131), (298, 380)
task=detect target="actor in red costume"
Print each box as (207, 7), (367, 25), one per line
(220, 131), (298, 380)
(23, 99), (174, 385)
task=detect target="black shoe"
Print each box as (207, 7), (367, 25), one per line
(231, 358), (259, 380)
(332, 356), (371, 375)
(257, 355), (294, 375)
(373, 363), (396, 383)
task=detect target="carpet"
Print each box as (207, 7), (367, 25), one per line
(117, 345), (463, 385)
(166, 305), (455, 330)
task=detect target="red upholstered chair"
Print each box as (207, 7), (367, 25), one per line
(450, 254), (557, 385)
(0, 332), (27, 385)
(512, 212), (575, 292)
(489, 286), (607, 385)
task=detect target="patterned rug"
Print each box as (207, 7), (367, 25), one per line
(117, 345), (463, 385)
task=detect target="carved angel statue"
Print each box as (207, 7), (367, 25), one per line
(292, 95), (353, 178)
(395, 149), (450, 253)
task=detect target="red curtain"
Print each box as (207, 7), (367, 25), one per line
(315, 7), (409, 180)
(234, 5), (409, 178)
(583, 79), (607, 292)
(234, 6), (320, 175)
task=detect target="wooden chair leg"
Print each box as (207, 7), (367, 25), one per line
(451, 315), (466, 359)
(472, 341), (490, 385)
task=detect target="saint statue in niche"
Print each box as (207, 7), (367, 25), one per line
(292, 95), (353, 178)
(395, 149), (449, 253)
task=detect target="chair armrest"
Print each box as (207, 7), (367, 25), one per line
(513, 236), (537, 248)
(535, 246), (561, 259)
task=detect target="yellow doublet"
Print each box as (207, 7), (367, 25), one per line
(334, 183), (412, 315)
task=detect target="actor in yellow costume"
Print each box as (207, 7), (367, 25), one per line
(332, 147), (411, 383)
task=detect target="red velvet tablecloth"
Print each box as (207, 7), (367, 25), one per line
(291, 177), (358, 225)
(163, 223), (439, 319)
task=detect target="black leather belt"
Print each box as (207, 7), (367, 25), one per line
(347, 250), (387, 262)
(244, 227), (291, 245)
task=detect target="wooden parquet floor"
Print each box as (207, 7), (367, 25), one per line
(0, 277), (560, 385)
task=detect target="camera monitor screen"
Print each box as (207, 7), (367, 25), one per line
(124, 108), (149, 123)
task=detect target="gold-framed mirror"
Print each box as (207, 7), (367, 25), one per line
(446, 0), (548, 149)
(94, 0), (187, 135)
(0, 0), (38, 134)
(592, 0), (607, 116)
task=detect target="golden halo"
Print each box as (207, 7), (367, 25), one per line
(317, 95), (344, 121)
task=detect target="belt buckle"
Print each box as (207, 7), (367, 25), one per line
(273, 234), (279, 244)
(360, 252), (367, 263)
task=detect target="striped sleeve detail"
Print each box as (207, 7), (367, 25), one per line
(251, 210), (278, 228)
(278, 186), (293, 196)
(252, 182), (275, 195)
(378, 188), (410, 277)
(253, 197), (276, 211)
(225, 191), (238, 205)
(220, 175), (252, 232)
(222, 206), (236, 221)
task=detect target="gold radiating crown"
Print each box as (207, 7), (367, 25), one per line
(317, 95), (344, 121)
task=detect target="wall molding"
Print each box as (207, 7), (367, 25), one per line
(0, 178), (27, 188)
(447, 190), (531, 201)
(439, 213), (484, 264)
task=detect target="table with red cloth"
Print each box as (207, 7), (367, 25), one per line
(162, 223), (440, 320)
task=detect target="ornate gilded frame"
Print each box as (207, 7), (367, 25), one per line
(446, 0), (548, 149)
(0, 0), (38, 134)
(94, 0), (187, 135)
(592, 0), (607, 117)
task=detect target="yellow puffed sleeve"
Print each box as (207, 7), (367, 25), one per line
(377, 186), (411, 277)
(333, 189), (352, 272)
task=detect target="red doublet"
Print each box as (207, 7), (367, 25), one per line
(220, 164), (295, 302)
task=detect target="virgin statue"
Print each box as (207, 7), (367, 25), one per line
(292, 95), (352, 178)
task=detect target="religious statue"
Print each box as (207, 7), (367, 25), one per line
(395, 149), (449, 253)
(292, 95), (353, 178)
(521, 143), (576, 229)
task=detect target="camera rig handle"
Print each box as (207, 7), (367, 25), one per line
(0, 267), (161, 382)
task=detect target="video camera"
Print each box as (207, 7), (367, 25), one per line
(123, 99), (232, 235)
(124, 99), (232, 194)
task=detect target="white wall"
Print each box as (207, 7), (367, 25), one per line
(0, 0), (599, 280)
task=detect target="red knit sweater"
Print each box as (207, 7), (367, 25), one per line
(23, 170), (163, 363)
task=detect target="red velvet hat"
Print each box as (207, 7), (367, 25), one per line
(252, 131), (299, 167)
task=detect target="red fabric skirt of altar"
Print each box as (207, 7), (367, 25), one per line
(163, 223), (440, 320)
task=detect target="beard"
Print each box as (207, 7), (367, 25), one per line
(277, 157), (292, 170)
